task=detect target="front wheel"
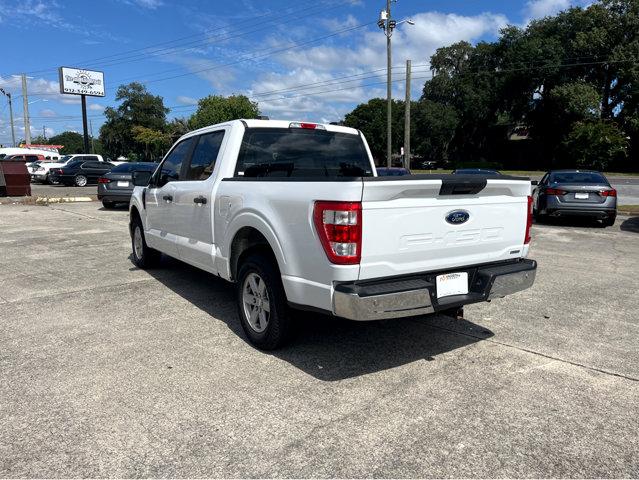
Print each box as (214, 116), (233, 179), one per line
(74, 175), (88, 187)
(131, 216), (161, 269)
(236, 253), (291, 350)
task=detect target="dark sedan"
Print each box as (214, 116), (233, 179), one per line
(532, 170), (617, 226)
(97, 162), (157, 208)
(376, 167), (411, 176)
(50, 159), (115, 187)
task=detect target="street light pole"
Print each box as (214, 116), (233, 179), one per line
(385, 0), (392, 168)
(378, 5), (414, 168)
(404, 59), (411, 170)
(0, 88), (16, 147)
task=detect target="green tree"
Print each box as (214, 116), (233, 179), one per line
(47, 131), (85, 154)
(99, 82), (169, 159)
(562, 120), (628, 170)
(131, 126), (171, 160)
(189, 95), (259, 130)
(343, 98), (406, 164)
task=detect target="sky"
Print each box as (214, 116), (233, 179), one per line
(0, 0), (589, 146)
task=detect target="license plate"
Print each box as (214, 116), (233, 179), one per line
(575, 192), (589, 199)
(436, 272), (469, 299)
(117, 181), (129, 187)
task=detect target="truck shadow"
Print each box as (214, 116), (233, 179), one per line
(142, 256), (494, 381)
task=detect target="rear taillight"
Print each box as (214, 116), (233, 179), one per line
(313, 201), (362, 265)
(545, 188), (566, 195)
(600, 189), (617, 197)
(97, 177), (110, 184)
(289, 121), (326, 130)
(525, 195), (533, 245)
(57, 169), (64, 174)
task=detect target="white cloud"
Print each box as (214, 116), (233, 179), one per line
(176, 95), (198, 105)
(88, 103), (104, 111)
(524, 0), (571, 20)
(39, 109), (57, 117)
(249, 11), (508, 120)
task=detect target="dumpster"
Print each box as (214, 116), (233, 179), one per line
(0, 160), (31, 197)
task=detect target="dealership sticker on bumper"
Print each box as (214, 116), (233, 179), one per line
(436, 272), (469, 298)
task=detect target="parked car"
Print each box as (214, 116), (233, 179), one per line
(97, 162), (158, 208)
(50, 159), (115, 186)
(1, 153), (44, 163)
(31, 154), (109, 184)
(128, 119), (536, 350)
(532, 169), (617, 226)
(376, 167), (411, 176)
(452, 168), (501, 175)
(0, 147), (60, 161)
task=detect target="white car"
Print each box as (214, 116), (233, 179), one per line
(30, 154), (111, 184)
(129, 119), (537, 349)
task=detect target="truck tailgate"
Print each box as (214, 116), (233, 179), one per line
(359, 176), (531, 280)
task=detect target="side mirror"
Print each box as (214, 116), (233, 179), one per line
(531, 180), (539, 186)
(132, 170), (152, 187)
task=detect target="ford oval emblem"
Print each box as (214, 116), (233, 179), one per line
(445, 210), (470, 225)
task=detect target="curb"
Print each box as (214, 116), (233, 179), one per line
(36, 196), (95, 205)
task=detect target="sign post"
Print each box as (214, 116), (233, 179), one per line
(58, 67), (105, 154)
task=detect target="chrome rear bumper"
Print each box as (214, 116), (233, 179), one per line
(332, 259), (536, 321)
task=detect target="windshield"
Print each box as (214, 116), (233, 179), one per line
(550, 172), (608, 184)
(235, 128), (373, 178)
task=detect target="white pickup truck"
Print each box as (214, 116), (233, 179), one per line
(129, 119), (536, 349)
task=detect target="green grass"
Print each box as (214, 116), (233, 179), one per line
(618, 205), (639, 215)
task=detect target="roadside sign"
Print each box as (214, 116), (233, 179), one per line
(58, 67), (105, 97)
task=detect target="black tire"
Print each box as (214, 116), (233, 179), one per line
(236, 253), (291, 350)
(102, 200), (115, 209)
(602, 215), (616, 227)
(74, 174), (88, 187)
(47, 174), (59, 185)
(131, 215), (161, 269)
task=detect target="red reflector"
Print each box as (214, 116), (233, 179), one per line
(313, 201), (362, 265)
(97, 177), (110, 184)
(525, 196), (533, 245)
(545, 188), (566, 195)
(600, 189), (617, 197)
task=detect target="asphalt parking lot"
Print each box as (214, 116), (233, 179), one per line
(0, 203), (638, 477)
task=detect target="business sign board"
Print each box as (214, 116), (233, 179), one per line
(58, 67), (105, 97)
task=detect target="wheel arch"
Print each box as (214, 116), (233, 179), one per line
(229, 226), (282, 282)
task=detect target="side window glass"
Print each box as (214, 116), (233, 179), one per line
(186, 131), (225, 181)
(155, 137), (194, 186)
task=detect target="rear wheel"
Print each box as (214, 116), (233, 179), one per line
(102, 200), (115, 209)
(47, 174), (59, 185)
(74, 174), (88, 187)
(131, 215), (161, 268)
(236, 253), (291, 350)
(602, 214), (616, 227)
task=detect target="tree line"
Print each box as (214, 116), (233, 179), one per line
(42, 0), (637, 171)
(346, 0), (638, 171)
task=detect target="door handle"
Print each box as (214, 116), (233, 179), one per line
(193, 196), (207, 205)
(162, 195), (173, 202)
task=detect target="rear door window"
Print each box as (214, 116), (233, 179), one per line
(185, 131), (225, 181)
(235, 128), (373, 178)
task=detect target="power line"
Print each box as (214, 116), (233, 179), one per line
(7, 0), (344, 78)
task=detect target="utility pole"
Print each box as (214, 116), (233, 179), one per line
(378, 4), (414, 167)
(43, 125), (47, 141)
(21, 74), (31, 145)
(0, 88), (16, 147)
(385, 0), (392, 168)
(404, 59), (411, 170)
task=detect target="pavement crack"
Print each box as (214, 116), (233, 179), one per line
(428, 322), (639, 383)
